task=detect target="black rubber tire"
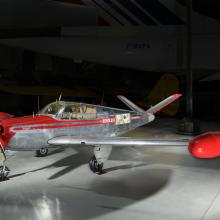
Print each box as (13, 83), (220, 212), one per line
(0, 166), (10, 181)
(89, 156), (103, 174)
(36, 148), (49, 157)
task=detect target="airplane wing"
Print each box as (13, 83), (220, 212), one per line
(48, 136), (188, 147)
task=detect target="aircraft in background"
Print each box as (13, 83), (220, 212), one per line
(0, 0), (219, 74)
(0, 0), (97, 30)
(0, 93), (182, 180)
(137, 74), (180, 116)
(0, 85), (97, 98)
(0, 74), (180, 116)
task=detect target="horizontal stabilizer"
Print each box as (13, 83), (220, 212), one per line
(48, 136), (188, 147)
(146, 94), (182, 114)
(117, 95), (145, 113)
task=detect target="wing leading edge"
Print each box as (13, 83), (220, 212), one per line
(48, 136), (188, 147)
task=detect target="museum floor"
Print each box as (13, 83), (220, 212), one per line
(1, 118), (220, 220)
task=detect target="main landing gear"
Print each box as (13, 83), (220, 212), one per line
(89, 156), (104, 174)
(36, 148), (49, 157)
(88, 146), (112, 175)
(0, 144), (10, 181)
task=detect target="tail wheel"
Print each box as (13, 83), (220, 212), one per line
(89, 156), (103, 174)
(36, 148), (49, 157)
(0, 166), (10, 181)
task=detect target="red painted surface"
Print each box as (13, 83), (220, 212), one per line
(188, 132), (220, 158)
(0, 112), (14, 120)
(0, 115), (52, 149)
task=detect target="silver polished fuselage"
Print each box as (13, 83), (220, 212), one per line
(3, 103), (154, 150)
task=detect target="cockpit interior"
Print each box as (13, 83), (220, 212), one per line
(39, 102), (97, 120)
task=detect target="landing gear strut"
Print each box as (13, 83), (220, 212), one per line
(36, 148), (49, 157)
(0, 144), (10, 181)
(89, 156), (103, 174)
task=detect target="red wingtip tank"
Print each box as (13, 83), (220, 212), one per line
(188, 132), (220, 158)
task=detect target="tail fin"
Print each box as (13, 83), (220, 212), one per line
(118, 94), (182, 114)
(146, 94), (182, 114)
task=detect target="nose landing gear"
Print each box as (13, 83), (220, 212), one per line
(0, 165), (10, 181)
(36, 148), (49, 157)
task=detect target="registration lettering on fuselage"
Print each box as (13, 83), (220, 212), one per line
(102, 118), (116, 124)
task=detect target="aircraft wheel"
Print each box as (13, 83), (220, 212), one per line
(0, 166), (10, 181)
(89, 156), (103, 174)
(36, 148), (49, 157)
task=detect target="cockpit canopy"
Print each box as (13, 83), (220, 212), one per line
(39, 101), (97, 120)
(40, 102), (64, 115)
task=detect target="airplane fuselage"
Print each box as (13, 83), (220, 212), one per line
(0, 102), (154, 150)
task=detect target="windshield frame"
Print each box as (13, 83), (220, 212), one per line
(38, 102), (65, 118)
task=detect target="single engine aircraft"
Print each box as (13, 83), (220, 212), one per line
(0, 94), (184, 180)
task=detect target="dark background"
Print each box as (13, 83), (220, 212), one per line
(0, 0), (219, 121)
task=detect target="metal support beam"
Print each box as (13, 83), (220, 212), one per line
(178, 0), (200, 134)
(186, 0), (193, 119)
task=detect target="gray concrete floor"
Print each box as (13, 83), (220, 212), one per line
(1, 119), (220, 220)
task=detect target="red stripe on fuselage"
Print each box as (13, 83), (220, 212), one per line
(12, 117), (115, 131)
(13, 122), (104, 131)
(11, 116), (141, 132)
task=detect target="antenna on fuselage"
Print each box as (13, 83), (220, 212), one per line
(37, 96), (40, 112)
(101, 90), (105, 105)
(58, 92), (62, 102)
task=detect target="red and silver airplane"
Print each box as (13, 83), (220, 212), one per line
(0, 94), (183, 180)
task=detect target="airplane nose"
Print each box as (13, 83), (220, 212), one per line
(188, 133), (220, 158)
